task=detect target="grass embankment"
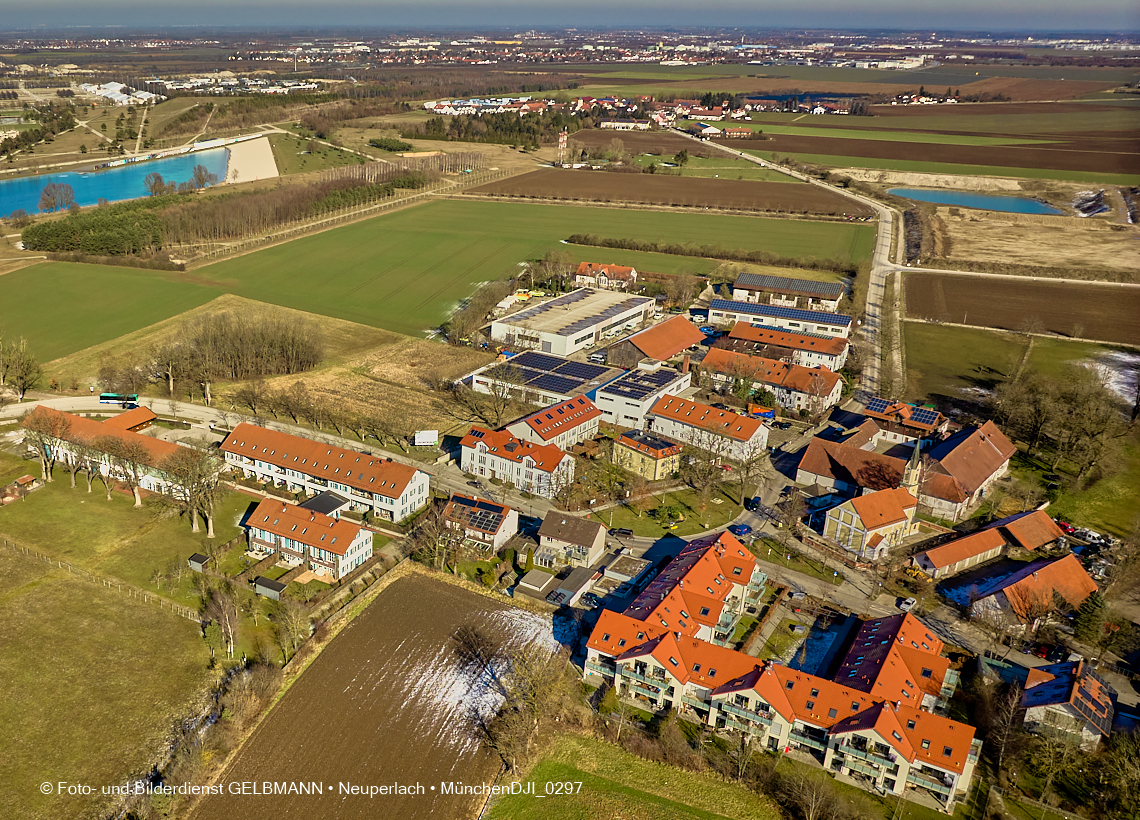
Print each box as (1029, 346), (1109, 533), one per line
(266, 132), (369, 175)
(487, 733), (780, 820)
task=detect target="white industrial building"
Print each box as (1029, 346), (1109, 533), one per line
(594, 365), (692, 429)
(708, 299), (852, 339)
(491, 288), (656, 357)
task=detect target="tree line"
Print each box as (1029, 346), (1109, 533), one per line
(0, 101), (77, 158)
(402, 108), (591, 147)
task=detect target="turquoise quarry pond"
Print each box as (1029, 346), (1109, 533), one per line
(0, 147), (229, 218)
(888, 187), (1063, 215)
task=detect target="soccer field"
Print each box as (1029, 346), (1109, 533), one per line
(2, 200), (874, 359)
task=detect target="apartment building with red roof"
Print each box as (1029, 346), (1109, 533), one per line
(246, 498), (373, 580)
(573, 262), (638, 291)
(220, 423), (430, 523)
(459, 427), (575, 499)
(720, 320), (850, 370)
(504, 396), (601, 451)
(699, 348), (844, 414)
(646, 394), (768, 461)
(1021, 660), (1116, 749)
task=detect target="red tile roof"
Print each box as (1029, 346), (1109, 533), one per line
(101, 406), (157, 430)
(834, 614), (948, 705)
(863, 401), (946, 433)
(249, 498), (363, 556)
(996, 554), (1098, 620)
(700, 348), (842, 397)
(24, 406), (179, 465)
(1022, 660), (1116, 736)
(617, 631), (764, 691)
(576, 262), (637, 281)
(985, 510), (1064, 551)
(627, 315), (706, 361)
(221, 423), (421, 497)
(797, 438), (904, 491)
(648, 395), (765, 443)
(848, 487), (917, 530)
(726, 321), (848, 356)
(460, 427), (571, 473)
(927, 421), (1016, 496)
(917, 528), (1006, 570)
(518, 397), (601, 442)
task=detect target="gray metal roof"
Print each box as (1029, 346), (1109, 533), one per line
(734, 272), (844, 299)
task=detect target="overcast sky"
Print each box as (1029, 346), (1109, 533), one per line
(3, 1), (1138, 32)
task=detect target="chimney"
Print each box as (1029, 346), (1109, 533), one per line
(681, 353), (690, 374)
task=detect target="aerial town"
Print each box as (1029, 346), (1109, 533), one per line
(0, 12), (1136, 820)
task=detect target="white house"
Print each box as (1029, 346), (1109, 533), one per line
(459, 427), (575, 499)
(246, 498), (373, 580)
(594, 365), (692, 429)
(442, 493), (519, 553)
(505, 396), (601, 450)
(708, 299), (852, 339)
(646, 395), (769, 461)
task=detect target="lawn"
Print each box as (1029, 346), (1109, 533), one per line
(902, 323), (1028, 405)
(267, 132), (369, 175)
(1046, 434), (1140, 537)
(634, 153), (797, 182)
(0, 478), (257, 606)
(740, 148), (1140, 186)
(487, 733), (780, 820)
(584, 487), (743, 537)
(761, 618), (800, 660)
(752, 539), (845, 585)
(0, 549), (208, 820)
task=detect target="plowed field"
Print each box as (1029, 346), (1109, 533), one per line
(567, 129), (699, 155)
(904, 273), (1140, 345)
(468, 168), (872, 216)
(188, 575), (557, 820)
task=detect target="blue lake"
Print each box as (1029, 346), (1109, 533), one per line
(888, 187), (1063, 215)
(0, 147), (230, 218)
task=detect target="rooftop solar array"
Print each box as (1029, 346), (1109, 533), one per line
(710, 299), (852, 326)
(449, 494), (508, 533)
(497, 289), (654, 337)
(560, 296), (653, 337)
(734, 273), (844, 298)
(500, 290), (591, 325)
(600, 368), (686, 401)
(482, 351), (622, 396)
(865, 398), (942, 426)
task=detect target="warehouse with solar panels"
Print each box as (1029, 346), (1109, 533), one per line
(490, 288), (656, 357)
(471, 351), (626, 406)
(595, 365), (692, 429)
(708, 299), (853, 339)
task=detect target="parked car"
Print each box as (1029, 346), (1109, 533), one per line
(719, 464), (733, 472)
(899, 597), (917, 612)
(608, 527), (634, 538)
(744, 497), (760, 512)
(773, 421), (792, 430)
(789, 591), (806, 601)
(728, 524), (753, 538)
(699, 325), (716, 334)
(1047, 645), (1068, 663)
(580, 592), (603, 609)
(1055, 519), (1077, 534)
(466, 480), (482, 488)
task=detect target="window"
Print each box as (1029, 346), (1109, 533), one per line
(669, 657), (679, 666)
(920, 668), (933, 679)
(943, 746), (953, 758)
(693, 664), (701, 673)
(892, 731), (902, 741)
(618, 639), (626, 648)
(851, 702), (860, 711)
(921, 739), (930, 750)
(602, 633), (611, 642)
(828, 708), (838, 718)
(732, 566), (742, 576)
(907, 720), (916, 730)
(806, 701), (815, 710)
(785, 681), (795, 690)
(699, 607), (710, 616)
(708, 669), (716, 678)
(810, 688), (819, 697)
(680, 610), (690, 619)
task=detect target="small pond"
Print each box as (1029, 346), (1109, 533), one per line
(888, 187), (1063, 215)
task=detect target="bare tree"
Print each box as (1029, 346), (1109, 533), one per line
(1029, 732), (1079, 809)
(989, 683), (1024, 774)
(6, 338), (42, 400)
(20, 408), (71, 482)
(100, 436), (152, 507)
(271, 597), (311, 663)
(683, 429), (732, 526)
(205, 583), (240, 659)
(159, 444), (224, 536)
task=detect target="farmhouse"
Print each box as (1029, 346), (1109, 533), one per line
(504, 396), (602, 450)
(699, 348), (844, 414)
(585, 542), (979, 809)
(536, 515), (606, 569)
(647, 395), (769, 461)
(821, 486), (918, 560)
(708, 299), (853, 339)
(442, 493), (519, 553)
(220, 424), (430, 523)
(613, 430), (683, 481)
(470, 351), (625, 407)
(1021, 660), (1116, 749)
(459, 427), (575, 499)
(605, 314), (706, 369)
(968, 553), (1098, 628)
(922, 422), (1016, 519)
(573, 262), (638, 291)
(730, 273), (844, 312)
(21, 406), (183, 497)
(245, 498), (373, 580)
(718, 321), (850, 370)
(595, 365), (692, 428)
(490, 288), (655, 357)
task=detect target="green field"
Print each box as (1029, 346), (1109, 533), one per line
(740, 148), (1140, 185)
(0, 549), (208, 820)
(0, 200), (874, 360)
(267, 132), (368, 175)
(632, 153), (796, 181)
(487, 734), (779, 820)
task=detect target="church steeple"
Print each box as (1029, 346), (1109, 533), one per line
(902, 441), (922, 495)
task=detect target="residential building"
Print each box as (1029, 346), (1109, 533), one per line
(699, 348), (844, 414)
(459, 427), (575, 499)
(221, 423), (430, 523)
(922, 422), (1016, 518)
(442, 493), (519, 553)
(595, 365), (692, 428)
(605, 315), (706, 368)
(22, 406), (182, 496)
(245, 498), (373, 580)
(730, 273), (844, 312)
(505, 396), (602, 451)
(708, 299), (852, 339)
(647, 395), (769, 461)
(968, 553), (1098, 629)
(101, 406), (158, 433)
(821, 487), (918, 560)
(490, 288), (655, 357)
(470, 351), (624, 407)
(912, 510), (1065, 580)
(613, 430), (683, 480)
(536, 515), (606, 569)
(717, 321), (850, 370)
(862, 398), (949, 446)
(574, 262), (638, 290)
(1021, 660), (1116, 749)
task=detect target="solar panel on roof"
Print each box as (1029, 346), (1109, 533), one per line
(709, 299), (852, 325)
(531, 374), (580, 394)
(865, 397), (891, 414)
(556, 362), (608, 380)
(911, 408), (941, 425)
(514, 352), (565, 371)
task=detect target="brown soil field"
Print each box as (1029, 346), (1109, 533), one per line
(467, 168), (873, 216)
(904, 273), (1140, 345)
(567, 129), (698, 156)
(723, 133), (1140, 175)
(871, 101), (1127, 120)
(189, 574), (557, 820)
(935, 206), (1140, 275)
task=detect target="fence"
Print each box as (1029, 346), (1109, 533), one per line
(2, 539), (200, 623)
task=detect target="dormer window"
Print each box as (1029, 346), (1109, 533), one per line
(693, 663), (701, 672)
(921, 739), (930, 750)
(668, 657), (678, 666)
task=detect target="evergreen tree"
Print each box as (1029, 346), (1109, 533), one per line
(1074, 591), (1107, 643)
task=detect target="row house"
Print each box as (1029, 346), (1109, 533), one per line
(718, 321), (850, 371)
(647, 395), (769, 462)
(220, 423), (430, 523)
(442, 493), (519, 554)
(504, 396), (601, 451)
(459, 427), (575, 499)
(699, 349), (844, 414)
(246, 499), (373, 580)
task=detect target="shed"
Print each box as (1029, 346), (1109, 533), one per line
(518, 569), (556, 594)
(188, 553), (210, 573)
(253, 576), (287, 601)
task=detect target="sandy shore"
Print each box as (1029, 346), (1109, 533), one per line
(226, 137), (279, 184)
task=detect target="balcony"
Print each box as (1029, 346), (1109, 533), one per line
(789, 729), (827, 751)
(940, 669), (961, 700)
(681, 695), (710, 710)
(907, 769), (953, 796)
(619, 667), (667, 686)
(585, 661), (615, 678)
(840, 756), (883, 779)
(840, 742), (896, 768)
(718, 701), (774, 725)
(968, 739), (983, 765)
(723, 717), (769, 738)
(630, 682), (663, 700)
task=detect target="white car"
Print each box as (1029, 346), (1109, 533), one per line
(900, 597), (917, 612)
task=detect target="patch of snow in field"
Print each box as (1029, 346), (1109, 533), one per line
(398, 608), (557, 757)
(1081, 350), (1140, 404)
